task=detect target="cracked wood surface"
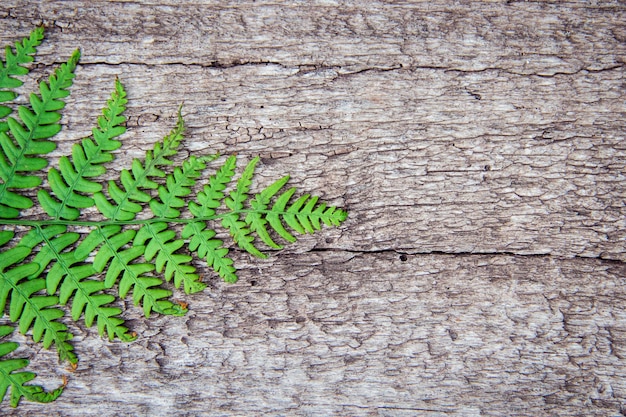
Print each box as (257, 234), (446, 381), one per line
(1, 1), (626, 416)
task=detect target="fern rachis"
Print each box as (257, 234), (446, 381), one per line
(0, 28), (348, 407)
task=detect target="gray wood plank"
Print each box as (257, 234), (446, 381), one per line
(4, 253), (626, 416)
(48, 62), (626, 261)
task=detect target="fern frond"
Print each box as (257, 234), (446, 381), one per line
(0, 27), (45, 133)
(38, 79), (127, 220)
(136, 156), (211, 294)
(24, 226), (135, 342)
(55, 261), (134, 343)
(0, 244), (75, 363)
(91, 226), (186, 318)
(0, 325), (64, 407)
(89, 115), (191, 315)
(265, 187), (298, 243)
(189, 154), (236, 218)
(183, 222), (238, 283)
(9, 225), (123, 343)
(182, 154), (348, 283)
(15, 223), (132, 347)
(184, 155), (238, 283)
(94, 110), (184, 221)
(149, 155), (207, 219)
(270, 189), (347, 236)
(222, 156), (266, 258)
(245, 175), (290, 249)
(0, 28), (348, 408)
(0, 49), (80, 218)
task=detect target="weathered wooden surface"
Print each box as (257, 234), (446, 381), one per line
(1, 1), (626, 416)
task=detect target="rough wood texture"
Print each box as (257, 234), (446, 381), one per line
(1, 1), (625, 416)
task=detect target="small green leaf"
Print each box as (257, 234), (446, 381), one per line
(267, 187), (297, 243)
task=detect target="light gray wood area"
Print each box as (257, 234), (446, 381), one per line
(1, 1), (625, 416)
(7, 253), (626, 417)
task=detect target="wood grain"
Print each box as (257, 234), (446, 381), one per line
(4, 253), (626, 416)
(0, 1), (625, 416)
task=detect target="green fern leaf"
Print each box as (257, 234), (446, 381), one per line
(184, 155), (238, 283)
(90, 226), (135, 282)
(94, 110), (184, 221)
(0, 325), (64, 408)
(222, 156), (266, 258)
(148, 156), (206, 219)
(13, 225), (67, 277)
(0, 230), (13, 246)
(12, 223), (130, 351)
(266, 187), (298, 243)
(117, 257), (184, 318)
(0, 245), (75, 363)
(136, 156), (211, 294)
(90, 226), (185, 318)
(5, 225), (126, 343)
(245, 175), (290, 249)
(283, 194), (310, 234)
(0, 27), (45, 133)
(38, 79), (127, 220)
(183, 222), (238, 283)
(30, 228), (135, 342)
(260, 185), (347, 243)
(135, 222), (198, 291)
(89, 116), (190, 316)
(183, 153), (348, 283)
(285, 192), (348, 233)
(0, 48), (80, 218)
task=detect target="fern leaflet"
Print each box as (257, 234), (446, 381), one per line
(135, 155), (215, 294)
(183, 154), (348, 283)
(246, 175), (290, 249)
(93, 109), (183, 221)
(183, 155), (238, 282)
(0, 242), (75, 363)
(91, 115), (189, 317)
(222, 156), (266, 258)
(0, 48), (80, 218)
(38, 78), (127, 220)
(0, 27), (44, 133)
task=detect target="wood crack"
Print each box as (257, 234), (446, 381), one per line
(310, 248), (626, 265)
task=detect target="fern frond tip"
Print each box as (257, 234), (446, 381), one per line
(0, 325), (65, 407)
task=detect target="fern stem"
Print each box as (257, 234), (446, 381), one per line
(2, 207), (343, 227)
